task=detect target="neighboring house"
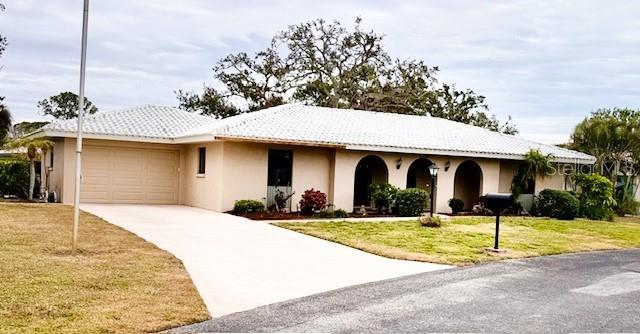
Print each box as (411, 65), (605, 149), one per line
(31, 104), (595, 213)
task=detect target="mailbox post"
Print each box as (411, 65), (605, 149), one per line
(484, 193), (514, 251)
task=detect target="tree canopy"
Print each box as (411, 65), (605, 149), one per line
(570, 107), (640, 215)
(571, 108), (640, 178)
(176, 18), (517, 134)
(37, 91), (98, 120)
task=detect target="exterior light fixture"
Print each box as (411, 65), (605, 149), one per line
(428, 164), (439, 177)
(396, 158), (403, 169)
(428, 164), (439, 216)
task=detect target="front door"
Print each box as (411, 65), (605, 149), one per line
(267, 149), (293, 210)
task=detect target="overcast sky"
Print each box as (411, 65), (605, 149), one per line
(1, 0), (639, 143)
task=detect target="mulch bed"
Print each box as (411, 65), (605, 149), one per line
(231, 211), (400, 221)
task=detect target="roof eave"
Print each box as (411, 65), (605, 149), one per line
(37, 129), (176, 144)
(214, 135), (346, 148)
(345, 144), (596, 165)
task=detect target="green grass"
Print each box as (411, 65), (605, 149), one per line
(276, 216), (640, 265)
(0, 203), (209, 334)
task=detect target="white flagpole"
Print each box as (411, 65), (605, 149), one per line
(72, 0), (89, 254)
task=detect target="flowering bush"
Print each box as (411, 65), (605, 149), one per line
(299, 188), (328, 214)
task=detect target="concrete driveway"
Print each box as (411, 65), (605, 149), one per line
(81, 204), (449, 317)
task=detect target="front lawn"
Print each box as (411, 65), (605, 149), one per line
(0, 203), (209, 333)
(276, 216), (640, 265)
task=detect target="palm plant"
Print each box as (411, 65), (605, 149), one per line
(571, 108), (640, 214)
(511, 149), (555, 197)
(3, 137), (53, 200)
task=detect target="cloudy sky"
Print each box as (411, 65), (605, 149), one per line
(1, 0), (639, 143)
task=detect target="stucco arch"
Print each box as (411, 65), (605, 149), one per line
(353, 155), (389, 207)
(453, 160), (483, 211)
(406, 158), (434, 190)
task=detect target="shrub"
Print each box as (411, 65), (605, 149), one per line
(573, 174), (616, 220)
(396, 188), (429, 217)
(0, 158), (30, 198)
(536, 189), (579, 220)
(316, 208), (349, 219)
(448, 198), (464, 214)
(299, 188), (328, 214)
(369, 183), (399, 213)
(333, 209), (349, 218)
(615, 197), (640, 216)
(233, 199), (265, 214)
(419, 215), (442, 228)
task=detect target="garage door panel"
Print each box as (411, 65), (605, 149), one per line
(112, 191), (146, 201)
(81, 191), (111, 202)
(146, 192), (177, 202)
(81, 145), (179, 204)
(82, 173), (110, 186)
(147, 179), (176, 188)
(111, 175), (145, 186)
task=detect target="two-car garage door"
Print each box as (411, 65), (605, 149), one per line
(80, 145), (180, 204)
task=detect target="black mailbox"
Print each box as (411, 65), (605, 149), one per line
(484, 193), (514, 211)
(484, 193), (514, 251)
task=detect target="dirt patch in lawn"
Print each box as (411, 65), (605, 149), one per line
(0, 203), (209, 334)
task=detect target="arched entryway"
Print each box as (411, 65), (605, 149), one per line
(406, 158), (434, 190)
(406, 158), (434, 211)
(353, 155), (389, 207)
(453, 160), (483, 211)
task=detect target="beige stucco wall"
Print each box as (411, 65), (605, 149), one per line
(46, 138), (65, 201)
(181, 142), (224, 211)
(213, 141), (332, 212)
(51, 137), (574, 213)
(535, 172), (566, 193)
(498, 160), (518, 193)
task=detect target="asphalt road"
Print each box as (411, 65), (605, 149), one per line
(171, 249), (640, 334)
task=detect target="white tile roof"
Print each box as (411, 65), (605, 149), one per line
(211, 104), (595, 163)
(41, 105), (215, 140)
(38, 103), (595, 163)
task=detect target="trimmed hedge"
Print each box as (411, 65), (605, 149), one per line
(396, 188), (429, 217)
(0, 158), (30, 198)
(536, 189), (579, 220)
(233, 199), (265, 214)
(448, 198), (464, 214)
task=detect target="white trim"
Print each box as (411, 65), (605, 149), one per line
(36, 130), (216, 145)
(344, 144), (596, 164)
(33, 130), (595, 164)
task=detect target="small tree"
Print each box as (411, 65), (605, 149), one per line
(4, 137), (53, 200)
(37, 92), (98, 120)
(511, 149), (555, 197)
